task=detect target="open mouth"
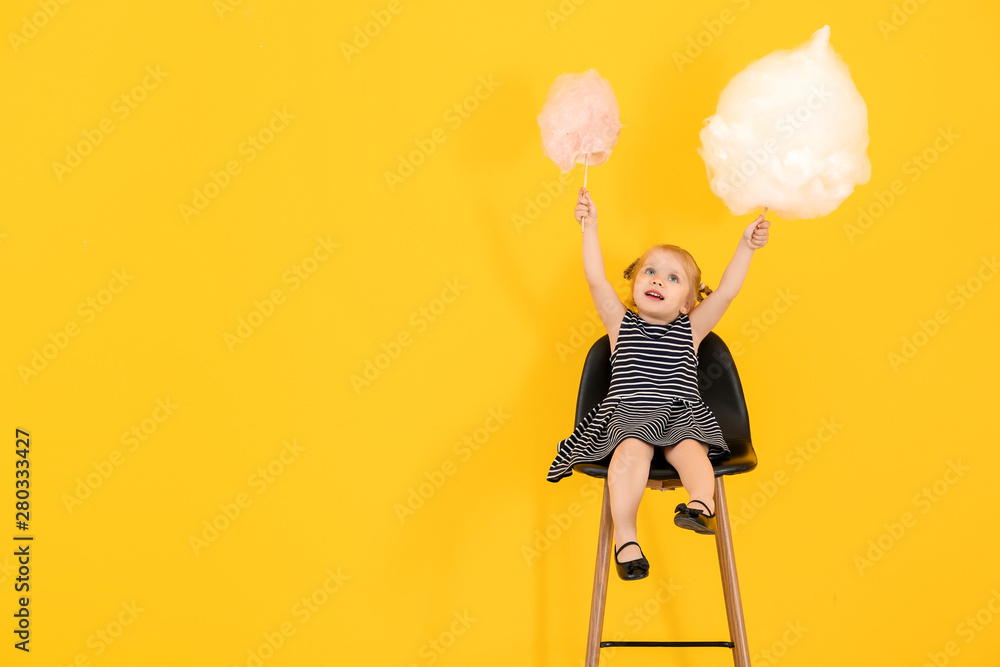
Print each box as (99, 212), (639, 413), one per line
(645, 291), (663, 301)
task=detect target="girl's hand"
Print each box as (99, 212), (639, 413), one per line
(575, 187), (597, 229)
(743, 208), (770, 250)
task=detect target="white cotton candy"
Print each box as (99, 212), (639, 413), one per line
(538, 69), (623, 173)
(697, 25), (871, 220)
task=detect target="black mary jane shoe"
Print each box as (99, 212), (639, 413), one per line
(613, 541), (650, 581)
(673, 500), (717, 535)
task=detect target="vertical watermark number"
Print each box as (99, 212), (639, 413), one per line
(13, 428), (33, 652)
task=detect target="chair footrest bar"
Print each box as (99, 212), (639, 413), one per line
(600, 641), (734, 648)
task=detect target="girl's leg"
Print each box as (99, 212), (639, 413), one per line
(663, 439), (716, 514)
(608, 437), (654, 562)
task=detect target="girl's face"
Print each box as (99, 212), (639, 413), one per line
(632, 251), (692, 324)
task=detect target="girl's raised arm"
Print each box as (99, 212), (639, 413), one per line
(578, 188), (626, 335)
(689, 211), (771, 348)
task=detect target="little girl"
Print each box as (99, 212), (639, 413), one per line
(546, 186), (769, 581)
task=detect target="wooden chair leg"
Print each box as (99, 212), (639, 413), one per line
(585, 477), (613, 667)
(714, 476), (750, 666)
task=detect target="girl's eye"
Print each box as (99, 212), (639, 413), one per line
(669, 275), (679, 283)
(644, 268), (653, 274)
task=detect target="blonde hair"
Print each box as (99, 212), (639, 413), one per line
(622, 244), (713, 313)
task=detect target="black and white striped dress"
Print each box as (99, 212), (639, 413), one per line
(546, 309), (730, 483)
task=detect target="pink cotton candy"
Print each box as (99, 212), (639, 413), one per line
(538, 69), (623, 174)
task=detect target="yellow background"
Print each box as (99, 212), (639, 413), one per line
(2, 0), (999, 665)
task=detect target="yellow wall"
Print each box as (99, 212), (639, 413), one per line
(3, 0), (999, 665)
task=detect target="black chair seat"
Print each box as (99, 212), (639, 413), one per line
(573, 438), (756, 479)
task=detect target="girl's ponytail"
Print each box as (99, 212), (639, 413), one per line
(697, 281), (713, 302)
(623, 257), (640, 280)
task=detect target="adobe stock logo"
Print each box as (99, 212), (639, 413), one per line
(384, 77), (500, 192)
(853, 459), (969, 575)
(54, 600), (145, 664)
(511, 178), (565, 234)
(921, 589), (1000, 667)
(544, 0), (589, 30)
(214, 0), (258, 20)
(18, 268), (134, 385)
(887, 255), (997, 372)
(188, 439), (306, 556)
(844, 126), (959, 243)
(8, 0), (73, 53)
(404, 611), (477, 667)
(877, 0), (930, 40)
(62, 398), (178, 514)
(672, 0), (753, 72)
(351, 278), (466, 394)
(394, 407), (511, 523)
(52, 66), (169, 182)
(179, 107), (295, 223)
(522, 477), (603, 565)
(751, 620), (808, 666)
(339, 0), (406, 63)
(233, 567), (349, 667)
(729, 417), (843, 533)
(223, 236), (338, 352)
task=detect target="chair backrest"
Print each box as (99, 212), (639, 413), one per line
(574, 331), (751, 444)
